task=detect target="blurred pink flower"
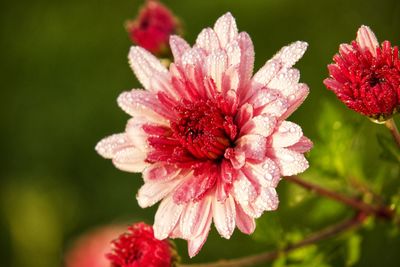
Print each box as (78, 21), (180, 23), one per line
(324, 25), (400, 122)
(125, 0), (180, 56)
(97, 13), (312, 257)
(65, 225), (123, 267)
(107, 222), (177, 267)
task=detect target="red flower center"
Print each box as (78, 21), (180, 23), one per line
(171, 99), (237, 160)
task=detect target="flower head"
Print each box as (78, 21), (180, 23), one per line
(107, 222), (176, 267)
(324, 25), (400, 122)
(96, 13), (312, 257)
(65, 225), (124, 267)
(125, 0), (180, 56)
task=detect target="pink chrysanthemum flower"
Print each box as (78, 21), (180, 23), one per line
(125, 0), (180, 56)
(97, 13), (312, 257)
(324, 25), (400, 122)
(107, 222), (177, 267)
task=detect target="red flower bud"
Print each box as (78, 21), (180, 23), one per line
(107, 222), (178, 267)
(324, 25), (400, 122)
(125, 0), (181, 56)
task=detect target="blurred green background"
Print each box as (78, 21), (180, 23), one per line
(1, 0), (400, 266)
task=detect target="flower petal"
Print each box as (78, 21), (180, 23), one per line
(137, 178), (182, 208)
(153, 196), (184, 240)
(235, 202), (255, 234)
(170, 35), (191, 62)
(272, 148), (309, 176)
(112, 147), (148, 173)
(212, 195), (236, 239)
(128, 46), (169, 90)
(287, 136), (313, 153)
(195, 28), (220, 53)
(240, 114), (277, 137)
(356, 25), (379, 56)
(271, 41), (308, 68)
(271, 121), (303, 148)
(242, 158), (280, 188)
(117, 90), (172, 121)
(95, 133), (131, 159)
(205, 50), (228, 92)
(213, 12), (238, 48)
(173, 171), (217, 204)
(179, 196), (212, 239)
(188, 210), (212, 258)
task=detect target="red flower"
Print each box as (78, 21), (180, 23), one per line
(107, 222), (177, 267)
(324, 25), (400, 122)
(125, 0), (180, 56)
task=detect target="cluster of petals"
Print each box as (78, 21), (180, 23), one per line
(107, 222), (175, 267)
(96, 12), (312, 257)
(324, 25), (400, 121)
(125, 0), (180, 55)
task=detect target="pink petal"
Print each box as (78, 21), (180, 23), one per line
(237, 32), (254, 89)
(242, 158), (280, 188)
(271, 121), (303, 148)
(213, 12), (238, 48)
(272, 148), (309, 176)
(181, 47), (206, 66)
(170, 35), (191, 62)
(287, 136), (313, 153)
(173, 171), (217, 204)
(125, 118), (150, 152)
(179, 196), (212, 239)
(188, 211), (213, 258)
(205, 50), (228, 92)
(233, 172), (258, 205)
(153, 196), (184, 240)
(95, 133), (131, 159)
(212, 195), (236, 239)
(112, 147), (148, 173)
(195, 28), (220, 53)
(258, 97), (288, 118)
(235, 103), (253, 128)
(252, 59), (282, 86)
(142, 163), (180, 181)
(235, 134), (267, 161)
(128, 46), (169, 90)
(225, 40), (241, 67)
(268, 68), (300, 97)
(281, 83), (309, 119)
(356, 25), (379, 57)
(271, 41), (308, 68)
(240, 114), (277, 137)
(137, 178), (182, 208)
(117, 90), (172, 121)
(254, 187), (279, 212)
(235, 202), (255, 234)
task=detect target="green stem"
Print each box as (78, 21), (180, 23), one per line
(385, 118), (400, 149)
(178, 214), (366, 267)
(285, 175), (393, 220)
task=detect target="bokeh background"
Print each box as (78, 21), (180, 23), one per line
(1, 0), (400, 266)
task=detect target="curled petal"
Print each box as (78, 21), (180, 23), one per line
(287, 136), (313, 153)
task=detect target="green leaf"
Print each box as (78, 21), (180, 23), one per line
(346, 234), (362, 266)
